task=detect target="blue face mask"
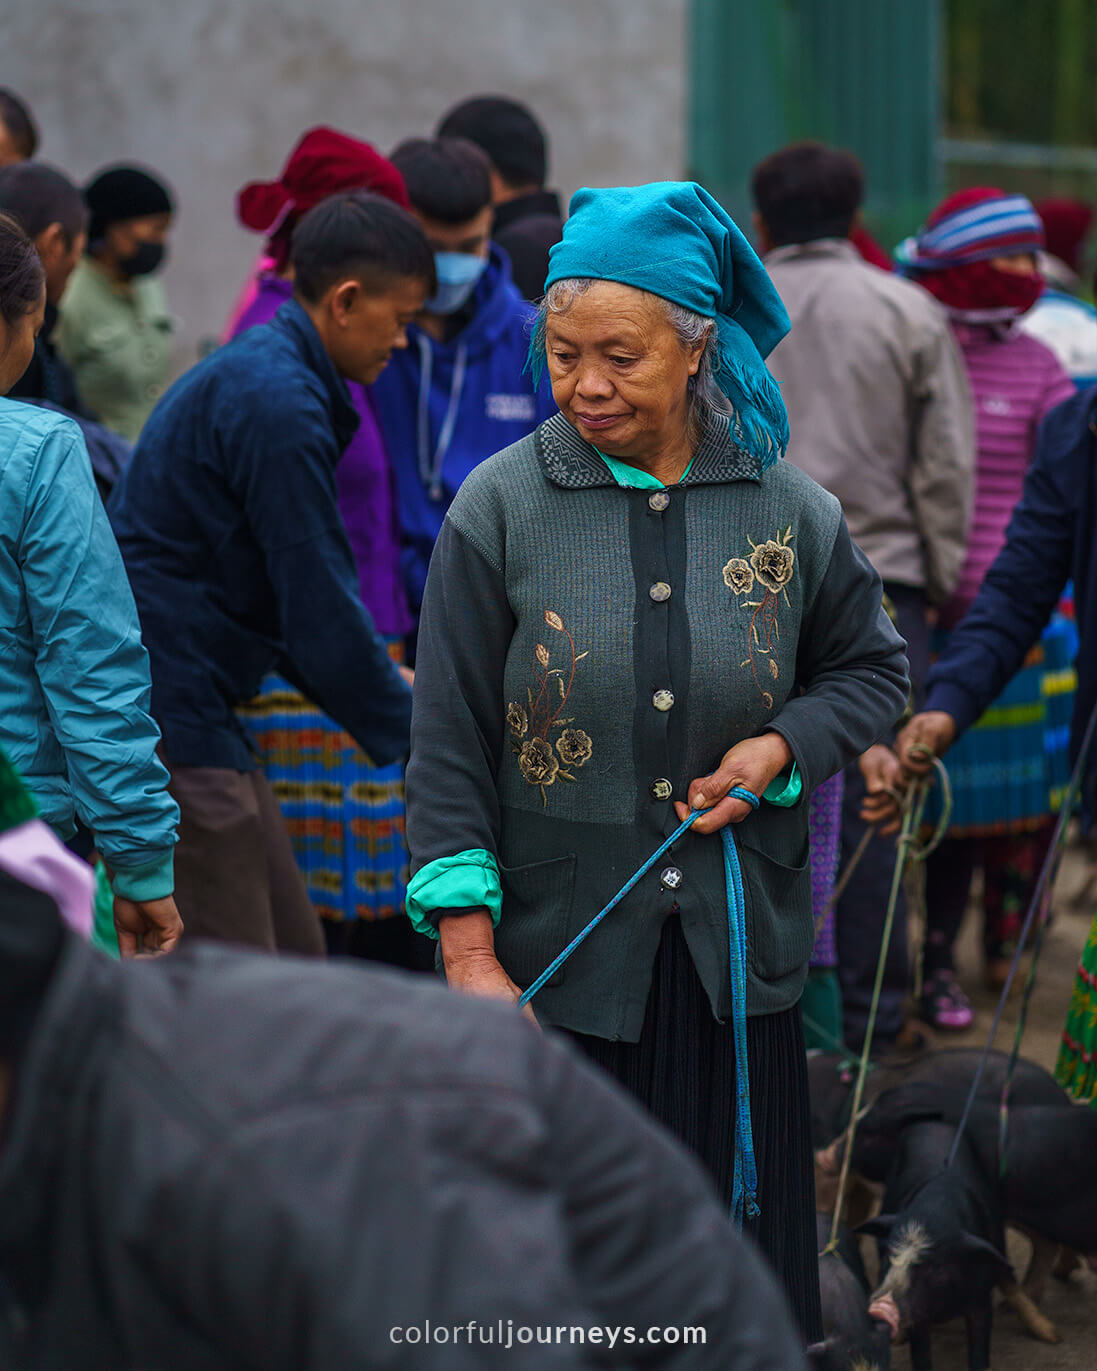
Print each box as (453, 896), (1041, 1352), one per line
(426, 251), (488, 315)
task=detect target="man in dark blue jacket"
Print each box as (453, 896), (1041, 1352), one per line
(899, 384), (1097, 805)
(110, 192), (435, 954)
(371, 137), (556, 620)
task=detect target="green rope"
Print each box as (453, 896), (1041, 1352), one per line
(820, 751), (952, 1256)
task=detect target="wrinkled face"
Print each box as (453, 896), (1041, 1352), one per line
(0, 285), (45, 394)
(990, 251), (1039, 276)
(325, 273), (428, 385)
(544, 281), (705, 461)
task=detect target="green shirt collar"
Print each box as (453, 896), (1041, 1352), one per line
(595, 449), (696, 490)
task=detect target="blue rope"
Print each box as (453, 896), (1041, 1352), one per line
(518, 785), (762, 1227)
(721, 821), (761, 1225)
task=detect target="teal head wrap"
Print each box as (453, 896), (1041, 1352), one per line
(537, 181), (790, 467)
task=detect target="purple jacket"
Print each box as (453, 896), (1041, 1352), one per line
(232, 276), (412, 637)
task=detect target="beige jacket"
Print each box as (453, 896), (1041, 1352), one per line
(765, 239), (974, 603)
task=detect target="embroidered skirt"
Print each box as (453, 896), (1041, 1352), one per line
(1056, 910), (1097, 1104)
(237, 662), (408, 924)
(931, 612), (1076, 838)
(570, 916), (823, 1343)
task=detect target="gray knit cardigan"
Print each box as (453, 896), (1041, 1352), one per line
(406, 408), (909, 1041)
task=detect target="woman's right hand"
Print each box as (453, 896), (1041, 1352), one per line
(439, 912), (538, 1024)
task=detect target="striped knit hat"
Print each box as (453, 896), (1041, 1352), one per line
(895, 187), (1044, 273)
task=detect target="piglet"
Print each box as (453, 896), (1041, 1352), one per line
(858, 1120), (1011, 1371)
(809, 1213), (891, 1371)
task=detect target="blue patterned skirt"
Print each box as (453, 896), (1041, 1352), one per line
(237, 665), (408, 924)
(932, 611), (1076, 838)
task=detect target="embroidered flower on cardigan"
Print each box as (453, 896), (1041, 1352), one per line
(517, 737), (559, 787)
(507, 611), (592, 803)
(726, 527), (795, 710)
(557, 728), (593, 766)
(722, 558), (754, 595)
(750, 540), (795, 592)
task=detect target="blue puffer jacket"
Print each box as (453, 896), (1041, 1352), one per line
(370, 245), (557, 615)
(0, 400), (177, 898)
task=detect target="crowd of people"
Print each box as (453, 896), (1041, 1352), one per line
(1, 79), (1096, 1366)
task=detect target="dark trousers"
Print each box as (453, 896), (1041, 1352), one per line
(924, 820), (1056, 976)
(168, 764), (325, 956)
(836, 583), (930, 1049)
(324, 912), (437, 971)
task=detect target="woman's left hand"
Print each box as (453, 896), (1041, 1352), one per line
(675, 733), (794, 835)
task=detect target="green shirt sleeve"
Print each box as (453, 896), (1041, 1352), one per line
(405, 848), (501, 939)
(762, 763), (802, 807)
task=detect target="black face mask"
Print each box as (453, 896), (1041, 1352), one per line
(119, 241), (166, 278)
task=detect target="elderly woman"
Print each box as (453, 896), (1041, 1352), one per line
(404, 183), (908, 1336)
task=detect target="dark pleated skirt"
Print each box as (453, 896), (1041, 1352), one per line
(571, 916), (823, 1344)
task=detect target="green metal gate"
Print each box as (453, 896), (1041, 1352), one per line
(689, 1), (942, 248)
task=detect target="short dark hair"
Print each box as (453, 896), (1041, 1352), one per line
(0, 211), (45, 332)
(437, 95), (547, 190)
(389, 138), (492, 225)
(751, 142), (863, 247)
(0, 162), (87, 245)
(0, 90), (38, 160)
(290, 190), (436, 304)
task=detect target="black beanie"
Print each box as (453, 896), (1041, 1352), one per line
(84, 164), (173, 245)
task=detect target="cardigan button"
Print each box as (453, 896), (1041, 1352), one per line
(648, 490), (670, 512)
(649, 581), (671, 603)
(650, 777), (673, 801)
(660, 866), (684, 891)
(652, 689), (675, 712)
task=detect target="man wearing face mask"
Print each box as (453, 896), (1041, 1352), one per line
(372, 137), (556, 623)
(54, 164), (175, 442)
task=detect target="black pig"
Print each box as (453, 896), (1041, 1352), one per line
(858, 1121), (1012, 1371)
(810, 1213), (892, 1371)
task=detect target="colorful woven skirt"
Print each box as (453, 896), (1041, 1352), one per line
(237, 661), (408, 925)
(931, 613), (1076, 838)
(1056, 911), (1097, 1104)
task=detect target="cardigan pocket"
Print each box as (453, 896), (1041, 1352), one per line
(495, 853), (577, 991)
(737, 840), (813, 986)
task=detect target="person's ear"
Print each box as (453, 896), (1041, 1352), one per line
(329, 279), (361, 327)
(686, 324), (710, 378)
(33, 223), (65, 271)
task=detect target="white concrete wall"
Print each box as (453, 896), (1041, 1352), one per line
(3, 0), (687, 365)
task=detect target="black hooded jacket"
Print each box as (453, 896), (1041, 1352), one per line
(0, 921), (804, 1370)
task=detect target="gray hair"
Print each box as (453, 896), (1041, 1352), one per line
(532, 277), (728, 436)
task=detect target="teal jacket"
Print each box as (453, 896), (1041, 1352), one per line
(0, 401), (177, 898)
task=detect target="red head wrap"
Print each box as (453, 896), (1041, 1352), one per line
(236, 126), (409, 268)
